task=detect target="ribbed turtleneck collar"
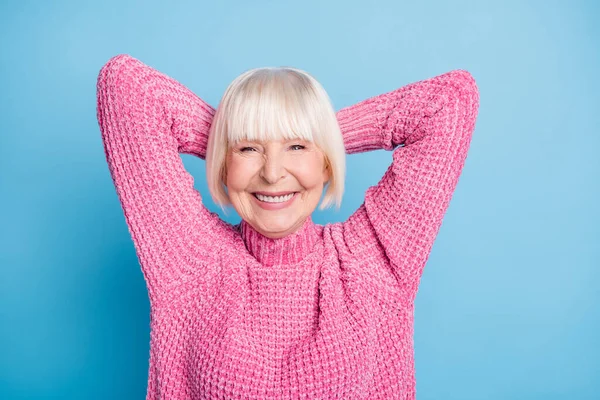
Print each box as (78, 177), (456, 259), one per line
(239, 217), (319, 267)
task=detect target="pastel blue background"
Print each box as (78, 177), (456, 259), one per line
(1, 0), (598, 398)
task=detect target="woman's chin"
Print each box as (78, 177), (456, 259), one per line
(254, 217), (303, 239)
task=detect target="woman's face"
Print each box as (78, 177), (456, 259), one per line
(225, 139), (329, 239)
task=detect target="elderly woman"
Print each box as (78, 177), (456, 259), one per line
(96, 55), (479, 399)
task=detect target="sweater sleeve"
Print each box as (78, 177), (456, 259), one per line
(95, 54), (224, 303)
(338, 70), (480, 300)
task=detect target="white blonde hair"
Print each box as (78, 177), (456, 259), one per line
(206, 66), (346, 210)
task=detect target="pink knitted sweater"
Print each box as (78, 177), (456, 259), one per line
(96, 54), (479, 399)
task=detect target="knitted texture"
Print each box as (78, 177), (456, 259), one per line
(96, 54), (479, 399)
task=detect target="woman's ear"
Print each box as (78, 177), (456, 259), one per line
(221, 165), (228, 185)
(322, 159), (331, 184)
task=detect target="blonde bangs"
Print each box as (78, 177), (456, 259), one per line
(224, 70), (318, 146)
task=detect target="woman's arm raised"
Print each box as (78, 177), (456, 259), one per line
(338, 70), (480, 301)
(96, 54), (224, 303)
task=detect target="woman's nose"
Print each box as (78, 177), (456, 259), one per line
(260, 154), (286, 184)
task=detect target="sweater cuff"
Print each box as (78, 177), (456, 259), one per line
(337, 97), (390, 155)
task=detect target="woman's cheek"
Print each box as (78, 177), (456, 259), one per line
(295, 154), (326, 187)
(227, 156), (258, 189)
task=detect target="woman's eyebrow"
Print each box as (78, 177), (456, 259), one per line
(236, 139), (262, 145)
(284, 138), (310, 143)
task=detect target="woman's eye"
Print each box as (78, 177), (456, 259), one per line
(240, 147), (256, 152)
(290, 145), (305, 151)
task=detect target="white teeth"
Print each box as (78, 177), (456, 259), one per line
(255, 193), (295, 203)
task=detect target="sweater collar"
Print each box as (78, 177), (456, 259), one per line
(239, 217), (319, 266)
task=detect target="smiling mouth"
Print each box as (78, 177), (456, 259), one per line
(253, 192), (297, 203)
